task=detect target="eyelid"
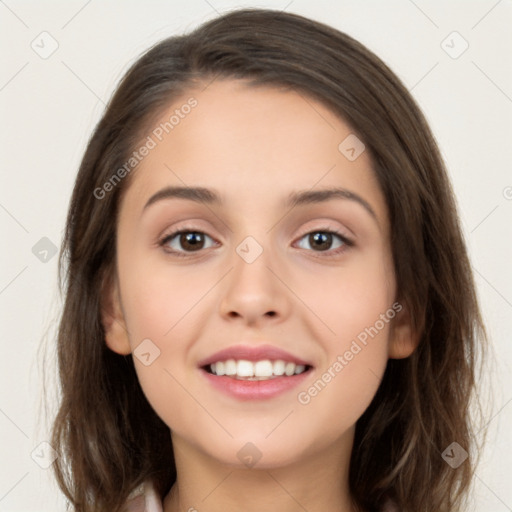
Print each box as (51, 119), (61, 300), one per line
(157, 220), (216, 243)
(292, 225), (354, 259)
(295, 222), (353, 243)
(295, 217), (356, 240)
(158, 224), (219, 257)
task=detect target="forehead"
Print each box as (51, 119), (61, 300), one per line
(120, 79), (387, 230)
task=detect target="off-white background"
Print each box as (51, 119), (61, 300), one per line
(1, 1), (511, 510)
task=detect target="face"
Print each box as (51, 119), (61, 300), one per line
(103, 79), (416, 469)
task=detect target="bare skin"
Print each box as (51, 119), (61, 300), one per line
(102, 79), (417, 512)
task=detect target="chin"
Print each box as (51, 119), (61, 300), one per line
(200, 434), (310, 470)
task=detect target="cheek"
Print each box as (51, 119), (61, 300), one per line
(299, 247), (396, 350)
(117, 260), (212, 423)
(294, 347), (387, 455)
(293, 249), (394, 416)
(294, 321), (392, 450)
(119, 255), (203, 342)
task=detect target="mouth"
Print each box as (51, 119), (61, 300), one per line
(202, 359), (312, 380)
(198, 344), (314, 400)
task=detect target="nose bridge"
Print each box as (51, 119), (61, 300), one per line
(219, 232), (288, 323)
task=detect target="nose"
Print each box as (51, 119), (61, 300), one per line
(219, 241), (291, 327)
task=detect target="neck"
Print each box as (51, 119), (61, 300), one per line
(163, 430), (358, 512)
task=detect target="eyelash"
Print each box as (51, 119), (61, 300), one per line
(158, 225), (354, 259)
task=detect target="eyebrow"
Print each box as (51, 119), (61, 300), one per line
(143, 185), (378, 221)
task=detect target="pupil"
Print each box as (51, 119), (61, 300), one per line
(182, 232), (203, 251)
(311, 232), (331, 251)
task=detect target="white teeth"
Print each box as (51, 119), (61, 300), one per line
(273, 360), (286, 376)
(216, 361), (225, 376)
(254, 360), (273, 377)
(284, 362), (295, 376)
(236, 360), (254, 377)
(294, 364), (305, 375)
(207, 359), (308, 379)
(224, 359), (237, 376)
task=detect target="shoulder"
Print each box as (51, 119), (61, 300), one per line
(121, 480), (163, 512)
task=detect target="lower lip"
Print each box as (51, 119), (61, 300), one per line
(200, 368), (312, 400)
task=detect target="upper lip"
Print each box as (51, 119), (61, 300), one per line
(197, 344), (313, 368)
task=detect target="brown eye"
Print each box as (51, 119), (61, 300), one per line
(297, 230), (348, 252)
(178, 232), (205, 251)
(294, 229), (354, 258)
(308, 232), (334, 251)
(160, 230), (216, 255)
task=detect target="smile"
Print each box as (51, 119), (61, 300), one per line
(198, 343), (314, 400)
(207, 359), (309, 380)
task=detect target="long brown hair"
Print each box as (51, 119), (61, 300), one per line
(49, 8), (488, 511)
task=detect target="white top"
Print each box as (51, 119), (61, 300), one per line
(122, 480), (162, 512)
